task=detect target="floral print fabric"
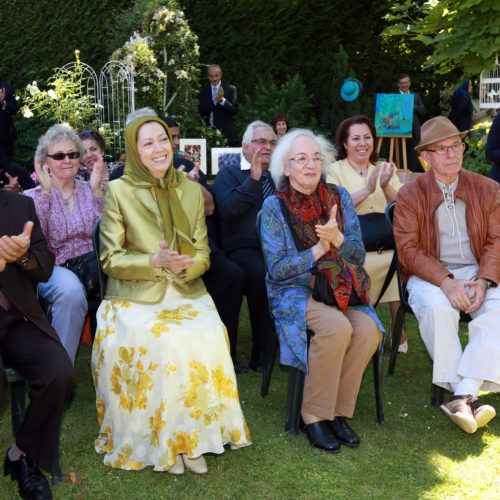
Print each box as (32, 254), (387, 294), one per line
(92, 286), (251, 471)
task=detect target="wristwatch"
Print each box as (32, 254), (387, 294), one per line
(485, 279), (495, 289)
(18, 252), (31, 266)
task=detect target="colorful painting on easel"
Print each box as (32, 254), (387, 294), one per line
(375, 94), (414, 137)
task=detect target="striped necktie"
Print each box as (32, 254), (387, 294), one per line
(260, 171), (275, 200)
(210, 86), (217, 126)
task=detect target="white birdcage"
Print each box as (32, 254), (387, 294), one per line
(479, 56), (500, 109)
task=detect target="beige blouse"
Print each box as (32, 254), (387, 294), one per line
(326, 158), (403, 215)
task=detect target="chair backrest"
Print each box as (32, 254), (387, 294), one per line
(92, 218), (107, 301)
(255, 210), (270, 276)
(385, 201), (410, 310)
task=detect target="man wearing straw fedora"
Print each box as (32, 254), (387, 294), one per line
(393, 116), (500, 434)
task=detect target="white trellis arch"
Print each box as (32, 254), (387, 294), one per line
(99, 61), (135, 159)
(479, 56), (500, 109)
(57, 61), (135, 160)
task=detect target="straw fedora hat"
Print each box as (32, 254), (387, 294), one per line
(415, 116), (468, 152)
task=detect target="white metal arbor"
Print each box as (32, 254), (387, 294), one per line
(479, 57), (500, 110)
(57, 61), (135, 160)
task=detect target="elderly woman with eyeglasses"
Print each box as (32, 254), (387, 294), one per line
(260, 129), (383, 453)
(24, 124), (105, 364)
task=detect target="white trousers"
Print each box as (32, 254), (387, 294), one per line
(407, 265), (500, 392)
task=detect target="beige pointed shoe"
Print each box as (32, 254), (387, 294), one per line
(167, 454), (185, 475)
(181, 454), (208, 474)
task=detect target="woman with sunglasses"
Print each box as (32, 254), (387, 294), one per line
(24, 124), (105, 364)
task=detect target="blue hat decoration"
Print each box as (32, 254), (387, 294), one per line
(340, 77), (362, 102)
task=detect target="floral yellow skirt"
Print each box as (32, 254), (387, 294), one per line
(91, 286), (251, 471)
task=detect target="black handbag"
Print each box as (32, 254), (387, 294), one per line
(358, 212), (395, 253)
(64, 251), (100, 299)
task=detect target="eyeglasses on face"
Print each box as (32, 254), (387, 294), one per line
(251, 138), (277, 147)
(289, 153), (324, 165)
(46, 151), (81, 161)
(425, 142), (464, 155)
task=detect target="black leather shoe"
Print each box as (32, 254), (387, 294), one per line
(233, 361), (249, 374)
(4, 451), (52, 500)
(329, 417), (360, 448)
(249, 350), (264, 372)
(303, 421), (341, 454)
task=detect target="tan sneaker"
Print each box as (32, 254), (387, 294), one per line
(468, 397), (496, 428)
(440, 395), (478, 434)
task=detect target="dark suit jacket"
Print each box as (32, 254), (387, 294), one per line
(0, 190), (59, 342)
(199, 82), (238, 145)
(0, 80), (19, 158)
(211, 161), (264, 253)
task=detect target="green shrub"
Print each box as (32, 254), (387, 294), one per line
(463, 122), (491, 176)
(234, 74), (316, 141)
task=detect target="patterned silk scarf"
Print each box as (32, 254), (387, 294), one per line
(277, 180), (370, 312)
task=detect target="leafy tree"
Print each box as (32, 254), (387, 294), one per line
(383, 0), (500, 74)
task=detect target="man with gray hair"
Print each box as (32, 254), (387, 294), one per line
(394, 116), (500, 434)
(212, 121), (277, 371)
(199, 64), (238, 145)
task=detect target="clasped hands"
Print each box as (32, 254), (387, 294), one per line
(0, 221), (33, 272)
(312, 205), (344, 260)
(367, 161), (394, 193)
(152, 240), (195, 276)
(440, 276), (488, 314)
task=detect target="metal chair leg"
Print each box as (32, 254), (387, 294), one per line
(373, 342), (385, 425)
(431, 384), (445, 407)
(388, 306), (406, 375)
(50, 441), (62, 484)
(285, 367), (305, 436)
(261, 328), (278, 397)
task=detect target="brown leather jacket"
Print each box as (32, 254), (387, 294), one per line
(393, 168), (500, 286)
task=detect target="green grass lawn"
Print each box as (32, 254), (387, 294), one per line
(1, 303), (499, 499)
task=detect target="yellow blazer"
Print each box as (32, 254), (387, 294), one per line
(99, 175), (209, 303)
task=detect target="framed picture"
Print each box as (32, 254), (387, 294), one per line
(211, 147), (243, 175)
(179, 138), (207, 173)
(374, 94), (414, 137)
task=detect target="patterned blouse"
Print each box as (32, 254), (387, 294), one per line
(260, 186), (384, 373)
(24, 179), (104, 265)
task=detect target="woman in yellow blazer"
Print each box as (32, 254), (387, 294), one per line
(92, 115), (251, 475)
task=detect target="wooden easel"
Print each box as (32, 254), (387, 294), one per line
(376, 136), (411, 173)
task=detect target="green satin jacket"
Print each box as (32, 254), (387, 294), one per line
(99, 175), (209, 303)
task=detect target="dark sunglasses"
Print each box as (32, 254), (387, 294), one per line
(46, 151), (81, 161)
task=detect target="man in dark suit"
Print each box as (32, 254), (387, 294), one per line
(0, 78), (19, 160)
(0, 189), (74, 500)
(212, 121), (277, 371)
(397, 73), (426, 172)
(199, 64), (238, 146)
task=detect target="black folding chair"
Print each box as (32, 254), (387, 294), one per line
(257, 210), (385, 435)
(92, 217), (107, 302)
(385, 201), (471, 406)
